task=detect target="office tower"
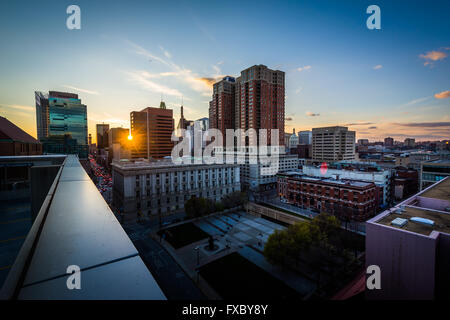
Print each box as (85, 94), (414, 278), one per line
(312, 126), (355, 162)
(208, 65), (285, 147)
(235, 65), (285, 147)
(404, 138), (416, 148)
(196, 117), (209, 131)
(35, 91), (88, 159)
(96, 123), (110, 149)
(209, 76), (236, 143)
(130, 102), (174, 159)
(299, 130), (312, 145)
(384, 137), (394, 147)
(88, 133), (92, 145)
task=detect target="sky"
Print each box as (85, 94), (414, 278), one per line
(0, 0), (449, 143)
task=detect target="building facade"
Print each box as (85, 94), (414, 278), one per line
(277, 172), (377, 221)
(96, 123), (110, 149)
(209, 65), (285, 147)
(112, 159), (241, 220)
(302, 162), (393, 208)
(35, 91), (88, 159)
(420, 159), (450, 190)
(366, 177), (450, 300)
(0, 117), (42, 156)
(130, 103), (174, 159)
(299, 130), (312, 145)
(312, 126), (355, 163)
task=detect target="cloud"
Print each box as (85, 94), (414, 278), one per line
(419, 50), (447, 66)
(435, 90), (450, 99)
(373, 65), (382, 70)
(61, 85), (100, 95)
(393, 122), (450, 128)
(286, 117), (293, 121)
(126, 40), (221, 96)
(126, 71), (183, 97)
(368, 126), (377, 129)
(159, 46), (172, 59)
(345, 122), (375, 126)
(295, 87), (302, 94)
(0, 104), (34, 112)
(297, 66), (311, 72)
(306, 111), (320, 117)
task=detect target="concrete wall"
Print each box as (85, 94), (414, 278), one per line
(365, 222), (438, 299)
(30, 165), (61, 221)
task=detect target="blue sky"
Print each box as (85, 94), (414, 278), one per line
(0, 0), (449, 142)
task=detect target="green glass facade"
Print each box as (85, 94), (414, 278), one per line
(35, 91), (88, 159)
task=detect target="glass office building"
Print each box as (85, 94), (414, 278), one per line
(35, 91), (88, 159)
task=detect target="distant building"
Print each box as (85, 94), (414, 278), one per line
(107, 127), (131, 163)
(96, 123), (110, 149)
(394, 167), (419, 200)
(312, 126), (355, 162)
(404, 138), (416, 148)
(288, 128), (299, 149)
(290, 144), (312, 159)
(277, 172), (377, 221)
(384, 137), (394, 147)
(196, 117), (209, 131)
(366, 177), (450, 300)
(302, 162), (393, 208)
(0, 117), (42, 156)
(130, 102), (174, 159)
(357, 139), (369, 146)
(112, 159), (240, 220)
(299, 130), (312, 145)
(209, 65), (285, 147)
(420, 159), (450, 190)
(35, 91), (88, 159)
(284, 132), (292, 149)
(209, 76), (236, 143)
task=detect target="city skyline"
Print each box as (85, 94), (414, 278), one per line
(0, 0), (449, 143)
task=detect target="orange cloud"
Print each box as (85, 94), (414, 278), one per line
(435, 90), (450, 99)
(420, 50), (447, 66)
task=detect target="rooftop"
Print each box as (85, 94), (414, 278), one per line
(371, 177), (450, 236)
(0, 117), (39, 144)
(377, 206), (450, 236)
(421, 177), (450, 201)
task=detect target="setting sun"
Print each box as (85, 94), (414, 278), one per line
(128, 135), (133, 141)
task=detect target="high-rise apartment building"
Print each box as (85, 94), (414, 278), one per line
(209, 76), (236, 143)
(96, 123), (110, 149)
(235, 65), (285, 146)
(130, 102), (174, 159)
(209, 65), (285, 147)
(312, 126), (355, 162)
(35, 91), (88, 159)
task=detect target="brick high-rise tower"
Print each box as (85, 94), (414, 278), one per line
(208, 65), (285, 147)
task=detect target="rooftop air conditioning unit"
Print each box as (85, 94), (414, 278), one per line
(410, 217), (435, 226)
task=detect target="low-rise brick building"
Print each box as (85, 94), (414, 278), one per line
(277, 172), (377, 221)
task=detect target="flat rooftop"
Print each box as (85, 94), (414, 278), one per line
(421, 177), (450, 201)
(372, 177), (450, 236)
(377, 206), (450, 236)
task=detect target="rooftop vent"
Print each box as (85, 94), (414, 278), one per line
(410, 217), (435, 226)
(391, 218), (408, 227)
